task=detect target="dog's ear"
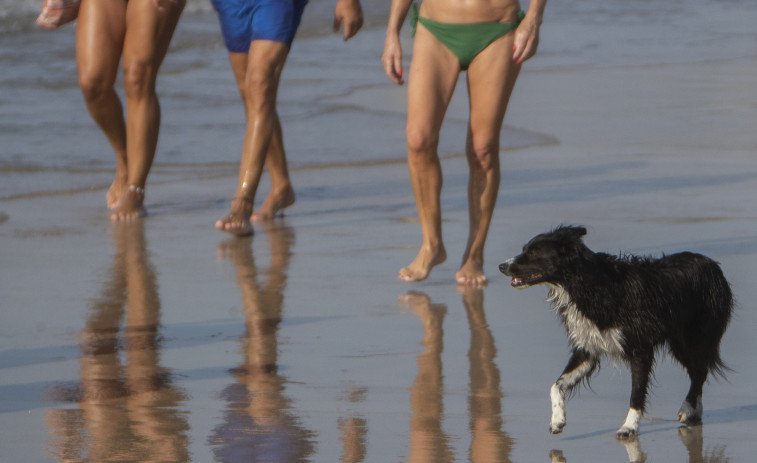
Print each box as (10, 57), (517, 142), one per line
(555, 225), (587, 240)
(571, 226), (587, 238)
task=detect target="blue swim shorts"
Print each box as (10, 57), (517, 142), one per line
(211, 0), (309, 52)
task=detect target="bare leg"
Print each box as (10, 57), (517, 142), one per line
(398, 25), (459, 282)
(76, 0), (127, 209)
(216, 41), (290, 236)
(225, 53), (295, 223)
(251, 114), (296, 221)
(456, 32), (520, 286)
(106, 0), (184, 221)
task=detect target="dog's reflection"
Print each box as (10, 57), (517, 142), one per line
(550, 425), (730, 463)
(46, 222), (189, 462)
(209, 227), (315, 462)
(678, 425), (730, 463)
(400, 289), (512, 462)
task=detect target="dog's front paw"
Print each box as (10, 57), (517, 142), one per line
(549, 419), (566, 434)
(549, 383), (566, 434)
(615, 426), (638, 440)
(616, 407), (642, 440)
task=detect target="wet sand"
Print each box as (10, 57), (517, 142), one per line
(2, 6), (757, 463)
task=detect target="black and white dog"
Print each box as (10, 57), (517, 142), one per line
(499, 226), (733, 438)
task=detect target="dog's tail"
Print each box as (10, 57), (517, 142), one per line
(708, 352), (733, 380)
(700, 257), (735, 380)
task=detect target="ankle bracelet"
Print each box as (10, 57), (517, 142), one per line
(128, 185), (145, 196)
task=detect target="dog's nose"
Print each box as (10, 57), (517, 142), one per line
(499, 258), (515, 274)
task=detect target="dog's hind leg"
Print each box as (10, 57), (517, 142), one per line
(617, 354), (654, 439)
(550, 349), (597, 434)
(678, 366), (706, 425)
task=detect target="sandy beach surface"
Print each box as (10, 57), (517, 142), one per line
(2, 1), (757, 461)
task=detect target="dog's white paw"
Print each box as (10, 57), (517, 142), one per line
(549, 418), (566, 434)
(615, 425), (638, 440)
(616, 408), (641, 439)
(677, 399), (703, 424)
(550, 383), (566, 434)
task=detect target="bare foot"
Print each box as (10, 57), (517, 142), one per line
(110, 187), (146, 221)
(251, 185), (295, 222)
(106, 176), (127, 210)
(456, 260), (487, 287)
(216, 197), (254, 237)
(398, 245), (446, 282)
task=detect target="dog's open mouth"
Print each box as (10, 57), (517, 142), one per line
(511, 273), (543, 288)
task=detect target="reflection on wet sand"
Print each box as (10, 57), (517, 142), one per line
(208, 227), (315, 462)
(45, 222), (189, 462)
(550, 425), (730, 463)
(402, 290), (513, 462)
(678, 425), (730, 463)
(338, 386), (368, 463)
(400, 291), (454, 463)
(463, 289), (513, 462)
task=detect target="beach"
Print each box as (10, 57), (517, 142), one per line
(2, 0), (757, 461)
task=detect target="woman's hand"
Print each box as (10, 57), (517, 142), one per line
(512, 13), (541, 65)
(382, 34), (404, 85)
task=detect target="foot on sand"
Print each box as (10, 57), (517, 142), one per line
(251, 185), (295, 222)
(398, 245), (446, 282)
(216, 197), (254, 237)
(106, 176), (127, 210)
(110, 185), (146, 221)
(455, 260), (487, 287)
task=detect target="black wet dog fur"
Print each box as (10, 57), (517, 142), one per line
(499, 226), (733, 438)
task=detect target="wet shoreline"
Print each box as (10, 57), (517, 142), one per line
(2, 1), (757, 461)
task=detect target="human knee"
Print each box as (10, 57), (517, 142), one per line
(243, 70), (278, 111)
(122, 59), (157, 100)
(78, 71), (114, 103)
(467, 140), (500, 170)
(406, 125), (439, 158)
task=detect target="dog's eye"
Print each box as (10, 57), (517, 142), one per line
(525, 243), (545, 255)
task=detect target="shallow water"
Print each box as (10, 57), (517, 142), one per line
(1, 0), (757, 462)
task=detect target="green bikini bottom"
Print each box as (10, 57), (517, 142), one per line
(410, 3), (525, 70)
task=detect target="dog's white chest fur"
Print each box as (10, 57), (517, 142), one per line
(547, 284), (625, 358)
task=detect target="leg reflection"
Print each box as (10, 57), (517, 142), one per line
(46, 222), (189, 462)
(617, 437), (647, 463)
(399, 291), (454, 463)
(550, 438), (647, 463)
(339, 386), (368, 463)
(462, 288), (513, 462)
(209, 227), (315, 461)
(678, 425), (729, 463)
